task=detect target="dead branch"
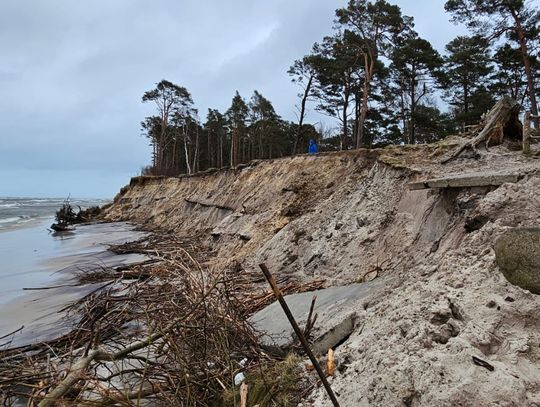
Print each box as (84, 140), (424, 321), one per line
(1, 232), (320, 406)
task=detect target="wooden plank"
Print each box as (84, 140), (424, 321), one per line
(408, 173), (521, 190)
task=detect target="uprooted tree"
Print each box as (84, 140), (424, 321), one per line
(442, 96), (523, 162)
(51, 199), (101, 231)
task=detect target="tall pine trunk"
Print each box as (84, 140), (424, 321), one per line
(511, 9), (539, 128)
(356, 56), (374, 149)
(231, 129), (239, 167)
(293, 75), (313, 154)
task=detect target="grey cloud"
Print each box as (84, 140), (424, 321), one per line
(0, 0), (463, 198)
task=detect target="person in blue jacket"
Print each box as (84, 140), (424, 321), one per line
(308, 139), (318, 154)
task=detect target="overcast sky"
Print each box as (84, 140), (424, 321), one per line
(0, 0), (465, 198)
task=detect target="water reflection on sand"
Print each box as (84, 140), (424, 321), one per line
(0, 221), (148, 348)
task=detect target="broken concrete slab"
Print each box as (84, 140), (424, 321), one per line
(408, 171), (521, 190)
(249, 279), (385, 356)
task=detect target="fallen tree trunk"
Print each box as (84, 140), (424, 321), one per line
(442, 97), (522, 163)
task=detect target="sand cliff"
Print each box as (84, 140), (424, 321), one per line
(104, 140), (540, 406)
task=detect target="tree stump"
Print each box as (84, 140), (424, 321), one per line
(442, 96), (522, 163)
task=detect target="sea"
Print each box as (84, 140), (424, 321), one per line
(0, 197), (148, 348)
(0, 197), (109, 232)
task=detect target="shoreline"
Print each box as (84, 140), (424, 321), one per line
(0, 221), (148, 348)
(0, 197), (110, 234)
(0, 222), (314, 406)
(2, 141), (540, 405)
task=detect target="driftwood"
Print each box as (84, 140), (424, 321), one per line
(50, 199), (102, 232)
(442, 97), (522, 163)
(49, 223), (73, 232)
(1, 233), (321, 406)
(240, 383), (248, 407)
(38, 317), (184, 407)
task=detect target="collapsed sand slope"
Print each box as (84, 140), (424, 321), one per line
(106, 142), (540, 406)
(308, 176), (540, 406)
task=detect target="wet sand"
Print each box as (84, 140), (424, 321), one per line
(0, 220), (148, 348)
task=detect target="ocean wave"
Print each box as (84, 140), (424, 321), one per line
(0, 216), (26, 225)
(0, 203), (20, 208)
(26, 199), (51, 203)
(24, 200), (65, 206)
(0, 215), (42, 231)
(26, 199), (64, 203)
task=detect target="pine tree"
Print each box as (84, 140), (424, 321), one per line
(445, 0), (540, 125)
(389, 33), (443, 144)
(336, 0), (413, 147)
(225, 91), (249, 167)
(441, 35), (494, 127)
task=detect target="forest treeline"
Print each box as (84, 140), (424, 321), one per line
(141, 0), (539, 176)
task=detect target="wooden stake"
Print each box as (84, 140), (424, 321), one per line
(327, 348), (335, 377)
(240, 382), (248, 407)
(259, 263), (340, 407)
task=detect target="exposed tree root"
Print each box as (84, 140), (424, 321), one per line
(442, 96), (522, 163)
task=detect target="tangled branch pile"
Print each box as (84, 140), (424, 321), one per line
(51, 199), (102, 231)
(0, 232), (323, 406)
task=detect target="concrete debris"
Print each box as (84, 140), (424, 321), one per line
(250, 280), (385, 356)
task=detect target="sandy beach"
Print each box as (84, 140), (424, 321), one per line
(0, 220), (147, 348)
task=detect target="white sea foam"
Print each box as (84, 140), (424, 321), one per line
(0, 216), (36, 229)
(0, 216), (23, 225)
